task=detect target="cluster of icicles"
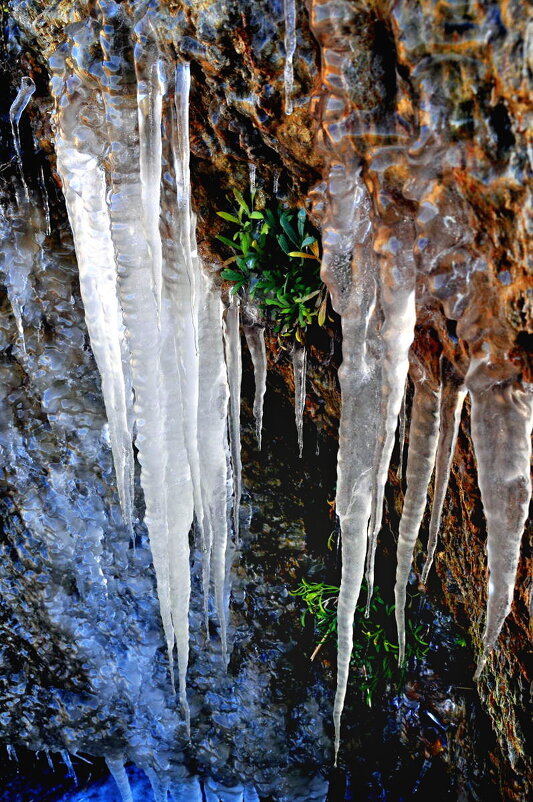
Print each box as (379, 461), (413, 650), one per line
(11, 0), (530, 773)
(42, 3), (308, 753)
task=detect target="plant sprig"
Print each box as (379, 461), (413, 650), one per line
(291, 579), (431, 706)
(216, 189), (328, 342)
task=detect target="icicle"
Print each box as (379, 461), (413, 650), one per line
(292, 341), (307, 457)
(106, 757), (133, 802)
(421, 361), (466, 584)
(243, 323), (267, 448)
(248, 162), (256, 197)
(99, 7), (186, 698)
(198, 279), (230, 660)
(397, 378), (408, 487)
(469, 383), (533, 679)
(52, 69), (135, 531)
(394, 366), (441, 665)
(224, 294), (242, 542)
(61, 750), (77, 784)
(365, 224), (416, 615)
(6, 744), (18, 762)
(273, 168), (281, 196)
(38, 166), (52, 237)
(45, 749), (54, 771)
(283, 0), (296, 114)
(318, 161), (382, 761)
(134, 18), (165, 313)
(170, 62), (204, 550)
(9, 77), (35, 195)
(145, 767), (169, 802)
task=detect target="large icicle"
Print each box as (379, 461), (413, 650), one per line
(365, 224), (416, 614)
(283, 0), (296, 114)
(292, 341), (307, 458)
(469, 382), (533, 679)
(53, 70), (134, 529)
(99, 7), (191, 699)
(394, 363), (441, 665)
(106, 758), (133, 802)
(145, 767), (169, 802)
(319, 160), (382, 761)
(9, 77), (35, 194)
(170, 62), (204, 548)
(421, 360), (466, 584)
(224, 294), (242, 542)
(243, 322), (267, 448)
(134, 18), (164, 313)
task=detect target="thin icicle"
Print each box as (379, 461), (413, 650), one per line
(292, 341), (307, 457)
(365, 225), (416, 615)
(134, 18), (165, 313)
(198, 278), (230, 660)
(248, 162), (256, 196)
(397, 378), (408, 487)
(61, 750), (77, 784)
(394, 366), (441, 665)
(0, 203), (34, 355)
(283, 0), (296, 114)
(243, 323), (267, 448)
(469, 382), (533, 679)
(421, 361), (466, 584)
(145, 767), (169, 802)
(224, 294), (242, 542)
(9, 77), (35, 195)
(106, 757), (133, 802)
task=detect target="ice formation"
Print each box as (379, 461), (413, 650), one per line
(421, 362), (466, 584)
(225, 295), (243, 541)
(106, 757), (134, 802)
(9, 77), (35, 194)
(243, 321), (267, 448)
(310, 0), (533, 757)
(394, 360), (441, 665)
(292, 342), (307, 458)
(283, 0), (296, 114)
(49, 7), (233, 722)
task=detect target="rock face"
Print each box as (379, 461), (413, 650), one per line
(0, 0), (531, 799)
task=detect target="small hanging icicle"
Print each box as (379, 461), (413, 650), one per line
(292, 341), (307, 457)
(145, 767), (169, 802)
(421, 360), (466, 585)
(9, 77), (35, 196)
(61, 750), (77, 784)
(273, 168), (281, 196)
(106, 757), (133, 802)
(248, 162), (256, 197)
(394, 363), (441, 665)
(469, 382), (533, 680)
(224, 295), (242, 541)
(397, 378), (408, 487)
(283, 0), (296, 114)
(243, 323), (267, 449)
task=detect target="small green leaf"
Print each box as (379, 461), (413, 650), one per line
(216, 234), (238, 250)
(250, 211), (264, 220)
(288, 251), (320, 260)
(217, 211), (240, 224)
(232, 187), (250, 215)
(221, 269), (245, 282)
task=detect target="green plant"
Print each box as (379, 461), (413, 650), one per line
(291, 579), (430, 706)
(216, 188), (328, 342)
